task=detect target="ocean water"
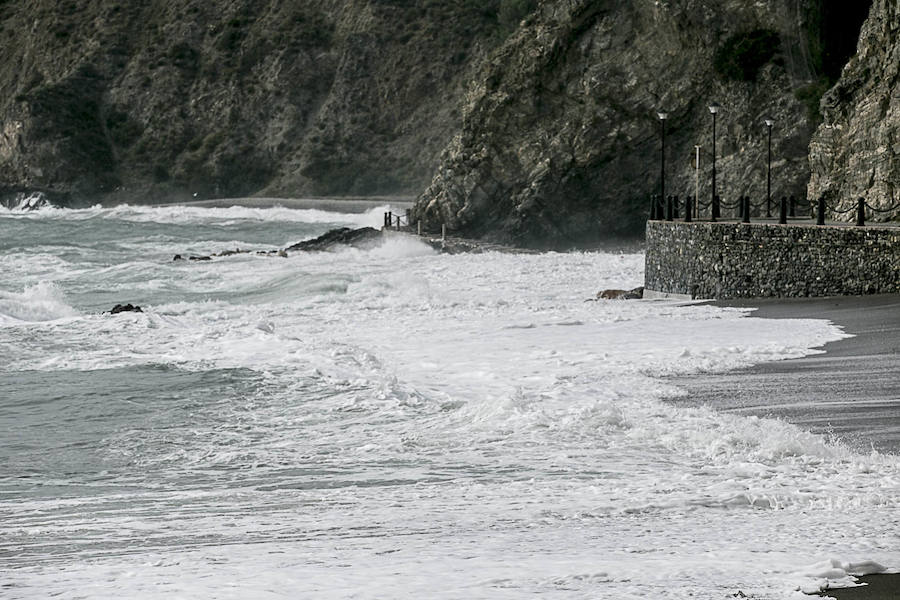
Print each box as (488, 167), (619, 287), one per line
(0, 203), (897, 599)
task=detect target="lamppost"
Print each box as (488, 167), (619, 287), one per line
(708, 102), (721, 215)
(658, 110), (668, 210)
(694, 145), (700, 218)
(764, 117), (774, 218)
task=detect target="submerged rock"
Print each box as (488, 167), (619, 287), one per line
(107, 303), (143, 314)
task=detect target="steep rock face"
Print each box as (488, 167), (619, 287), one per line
(808, 0), (900, 218)
(0, 0), (499, 203)
(413, 0), (832, 247)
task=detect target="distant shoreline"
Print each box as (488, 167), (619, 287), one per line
(165, 196), (416, 214)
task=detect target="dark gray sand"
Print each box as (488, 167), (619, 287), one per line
(672, 294), (900, 454)
(813, 574), (900, 599)
(671, 295), (900, 599)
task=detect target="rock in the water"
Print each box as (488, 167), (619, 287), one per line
(286, 227), (383, 252)
(597, 287), (644, 300)
(107, 303), (143, 314)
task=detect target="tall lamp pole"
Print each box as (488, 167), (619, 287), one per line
(764, 117), (774, 218)
(658, 110), (668, 207)
(694, 145), (700, 218)
(708, 102), (721, 210)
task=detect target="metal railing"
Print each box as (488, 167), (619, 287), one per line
(383, 210), (411, 230)
(649, 194), (899, 227)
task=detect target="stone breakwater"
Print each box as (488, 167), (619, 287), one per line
(645, 221), (900, 299)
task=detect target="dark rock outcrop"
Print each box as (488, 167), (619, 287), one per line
(808, 0), (900, 220)
(413, 0), (857, 247)
(107, 303), (143, 314)
(0, 1), (503, 204)
(286, 227), (382, 252)
(0, 0), (884, 244)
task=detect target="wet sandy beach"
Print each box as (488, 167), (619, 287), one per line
(673, 294), (900, 455)
(672, 294), (900, 599)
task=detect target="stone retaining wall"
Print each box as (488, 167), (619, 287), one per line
(644, 221), (900, 299)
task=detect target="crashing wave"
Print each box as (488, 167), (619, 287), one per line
(7, 192), (53, 212)
(2, 191), (54, 211)
(0, 282), (80, 323)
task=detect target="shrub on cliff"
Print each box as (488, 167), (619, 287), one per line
(714, 28), (782, 82)
(496, 0), (538, 37)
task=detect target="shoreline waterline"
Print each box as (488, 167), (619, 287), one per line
(671, 294), (900, 455)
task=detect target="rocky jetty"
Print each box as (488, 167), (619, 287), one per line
(285, 227), (382, 252)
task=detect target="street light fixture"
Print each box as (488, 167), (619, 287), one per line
(764, 117), (774, 218)
(658, 110), (668, 213)
(708, 102), (721, 218)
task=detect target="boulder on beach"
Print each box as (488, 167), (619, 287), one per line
(597, 287), (644, 300)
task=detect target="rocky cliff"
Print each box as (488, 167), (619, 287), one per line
(808, 0), (900, 217)
(0, 0), (503, 204)
(413, 0), (872, 246)
(0, 0), (882, 244)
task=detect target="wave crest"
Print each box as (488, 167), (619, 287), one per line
(0, 282), (80, 323)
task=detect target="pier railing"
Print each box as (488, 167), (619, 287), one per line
(649, 194), (900, 227)
(383, 210), (411, 230)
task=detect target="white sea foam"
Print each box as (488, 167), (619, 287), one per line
(0, 281), (80, 323)
(0, 201), (397, 228)
(0, 207), (897, 599)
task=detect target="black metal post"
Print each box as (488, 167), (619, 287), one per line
(779, 196), (787, 224)
(712, 195), (720, 221)
(711, 108), (718, 212)
(665, 196), (673, 221)
(742, 196), (750, 223)
(684, 196), (693, 222)
(789, 195), (796, 217)
(659, 113), (667, 205)
(817, 197), (826, 225)
(765, 119), (773, 217)
(856, 198), (865, 226)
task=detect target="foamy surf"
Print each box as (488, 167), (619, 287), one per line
(0, 282), (80, 324)
(0, 204), (896, 599)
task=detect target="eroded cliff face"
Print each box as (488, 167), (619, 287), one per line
(0, 0), (881, 243)
(0, 0), (500, 203)
(809, 0), (900, 217)
(413, 0), (850, 247)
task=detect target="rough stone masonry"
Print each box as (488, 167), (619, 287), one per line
(644, 221), (900, 299)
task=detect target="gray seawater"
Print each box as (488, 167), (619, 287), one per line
(1, 204), (897, 599)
